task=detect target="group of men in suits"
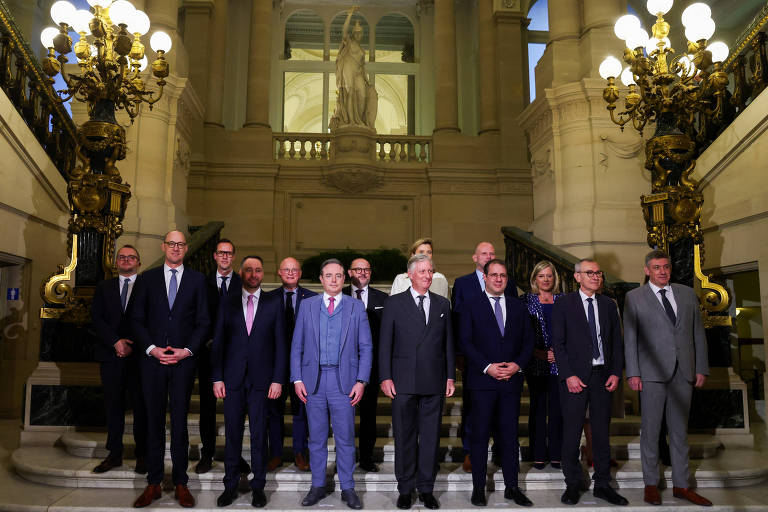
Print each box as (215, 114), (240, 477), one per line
(92, 232), (712, 509)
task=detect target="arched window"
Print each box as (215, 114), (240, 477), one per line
(284, 10), (324, 61)
(527, 0), (548, 102)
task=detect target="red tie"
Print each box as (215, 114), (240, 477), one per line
(328, 296), (335, 315)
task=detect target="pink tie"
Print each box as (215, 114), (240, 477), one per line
(246, 294), (255, 335)
(328, 296), (335, 315)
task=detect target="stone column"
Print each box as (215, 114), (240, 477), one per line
(204, 0), (228, 127)
(477, 0), (498, 135)
(580, 0), (623, 79)
(244, 0), (272, 129)
(180, 1), (214, 102)
(534, 0), (581, 94)
(433, 0), (459, 133)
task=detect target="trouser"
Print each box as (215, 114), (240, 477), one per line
(357, 372), (379, 463)
(196, 344), (217, 459)
(391, 392), (443, 495)
(222, 380), (268, 490)
(526, 373), (563, 462)
(100, 358), (147, 461)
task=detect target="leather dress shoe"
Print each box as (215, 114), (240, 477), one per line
(252, 489), (267, 508)
(505, 487), (533, 507)
(462, 454), (472, 473)
(561, 485), (580, 505)
(295, 452), (310, 471)
(175, 484), (195, 508)
(341, 489), (362, 509)
(673, 487), (712, 506)
(93, 455), (122, 473)
(217, 488), (238, 507)
(133, 484), (161, 508)
(396, 493), (412, 509)
(134, 457), (147, 475)
(359, 460), (379, 472)
(471, 488), (486, 506)
(266, 456), (282, 471)
(593, 485), (628, 506)
(419, 492), (440, 509)
(195, 455), (213, 474)
(644, 485), (662, 505)
(301, 486), (327, 506)
(239, 457), (251, 475)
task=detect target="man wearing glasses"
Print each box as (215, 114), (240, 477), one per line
(290, 259), (372, 509)
(131, 231), (210, 509)
(91, 245), (147, 476)
(264, 257), (316, 471)
(343, 258), (388, 472)
(551, 259), (627, 507)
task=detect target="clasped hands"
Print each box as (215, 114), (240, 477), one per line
(149, 345), (189, 365)
(113, 339), (133, 357)
(486, 361), (520, 381)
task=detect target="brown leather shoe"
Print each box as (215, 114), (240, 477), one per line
(295, 452), (310, 471)
(175, 484), (195, 508)
(462, 454), (472, 473)
(133, 484), (161, 508)
(673, 487), (712, 507)
(266, 456), (283, 471)
(644, 485), (662, 505)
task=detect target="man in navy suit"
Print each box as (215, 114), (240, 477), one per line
(264, 256), (317, 471)
(291, 259), (372, 510)
(551, 258), (627, 506)
(451, 242), (516, 472)
(91, 244), (147, 475)
(212, 255), (287, 508)
(459, 258), (534, 507)
(131, 231), (210, 509)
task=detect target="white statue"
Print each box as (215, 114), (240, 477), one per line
(330, 6), (377, 131)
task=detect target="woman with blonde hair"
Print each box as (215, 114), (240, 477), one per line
(389, 237), (450, 298)
(521, 261), (564, 470)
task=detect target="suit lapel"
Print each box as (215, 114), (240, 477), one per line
(573, 292), (590, 334)
(339, 297), (352, 351)
(643, 284), (674, 326)
(310, 297), (320, 353)
(404, 291), (428, 338)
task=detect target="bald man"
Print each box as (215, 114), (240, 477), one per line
(263, 257), (317, 471)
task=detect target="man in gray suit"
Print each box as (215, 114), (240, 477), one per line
(624, 250), (711, 507)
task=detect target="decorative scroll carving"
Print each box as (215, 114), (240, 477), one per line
(322, 167), (384, 194)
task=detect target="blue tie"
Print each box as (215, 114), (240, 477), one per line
(168, 269), (178, 310)
(120, 278), (129, 311)
(587, 297), (600, 359)
(492, 296), (504, 335)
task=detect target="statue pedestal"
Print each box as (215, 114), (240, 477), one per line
(323, 126), (383, 195)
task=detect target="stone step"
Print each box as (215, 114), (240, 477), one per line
(60, 430), (723, 463)
(13, 444), (767, 492)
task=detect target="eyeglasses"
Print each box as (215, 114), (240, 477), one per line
(215, 250), (233, 257)
(117, 254), (138, 261)
(164, 241), (186, 249)
(487, 272), (508, 279)
(280, 268), (300, 274)
(350, 268), (371, 274)
(579, 270), (603, 278)
(322, 273), (344, 280)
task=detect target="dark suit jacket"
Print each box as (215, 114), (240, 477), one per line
(342, 285), (387, 380)
(206, 272), (242, 339)
(379, 290), (456, 395)
(551, 291), (624, 383)
(211, 289), (287, 390)
(131, 266), (210, 357)
(92, 276), (138, 362)
(451, 270), (518, 315)
(458, 294), (534, 390)
(263, 285), (317, 317)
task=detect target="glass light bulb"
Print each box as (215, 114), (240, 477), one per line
(621, 66), (636, 86)
(87, 0), (112, 7)
(107, 0), (134, 26)
(41, 27), (59, 48)
(707, 41), (729, 63)
(127, 10), (150, 35)
(685, 17), (716, 42)
(599, 56), (623, 79)
(625, 27), (649, 50)
(71, 9), (92, 34)
(614, 14), (641, 41)
(678, 54), (694, 76)
(50, 1), (76, 26)
(646, 0), (673, 16)
(682, 3), (712, 28)
(150, 30), (172, 52)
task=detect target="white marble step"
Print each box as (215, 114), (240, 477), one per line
(12, 445), (768, 492)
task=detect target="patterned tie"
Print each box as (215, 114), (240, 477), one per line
(220, 275), (228, 296)
(168, 269), (178, 310)
(659, 289), (677, 325)
(285, 291), (295, 337)
(120, 278), (129, 311)
(418, 295), (426, 324)
(328, 296), (335, 315)
(586, 297), (600, 360)
(246, 294), (255, 335)
(492, 296), (504, 335)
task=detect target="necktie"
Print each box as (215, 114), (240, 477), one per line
(285, 291), (295, 336)
(492, 296), (504, 335)
(220, 275), (228, 296)
(355, 289), (363, 301)
(418, 295), (426, 324)
(168, 269), (178, 310)
(659, 289), (677, 325)
(120, 278), (129, 311)
(328, 296), (335, 315)
(246, 294), (255, 335)
(586, 297), (600, 360)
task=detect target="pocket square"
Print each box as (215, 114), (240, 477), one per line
(440, 313), (445, 318)
(374, 306), (383, 309)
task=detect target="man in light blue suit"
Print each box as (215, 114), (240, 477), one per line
(291, 258), (373, 510)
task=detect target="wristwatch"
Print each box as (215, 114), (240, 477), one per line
(356, 379), (368, 386)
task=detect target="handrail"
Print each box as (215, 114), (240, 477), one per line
(0, 0), (77, 180)
(147, 221), (225, 274)
(502, 226), (639, 311)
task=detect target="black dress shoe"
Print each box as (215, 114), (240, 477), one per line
(341, 489), (363, 509)
(471, 488), (487, 506)
(593, 485), (628, 506)
(195, 455), (213, 474)
(134, 457), (147, 475)
(532, 462), (546, 470)
(217, 488), (238, 507)
(419, 493), (440, 509)
(239, 457), (251, 475)
(252, 489), (267, 508)
(302, 486), (327, 506)
(396, 493), (412, 509)
(93, 456), (122, 473)
(359, 460), (379, 472)
(561, 485), (580, 505)
(505, 487), (533, 507)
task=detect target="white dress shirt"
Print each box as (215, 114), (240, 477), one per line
(409, 287), (430, 323)
(578, 289), (605, 365)
(323, 292), (343, 310)
(648, 282), (678, 316)
(147, 263), (192, 357)
(476, 269), (486, 292)
(217, 270), (234, 293)
(482, 292), (506, 374)
(351, 285), (368, 308)
(242, 287), (261, 320)
(118, 273), (137, 309)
